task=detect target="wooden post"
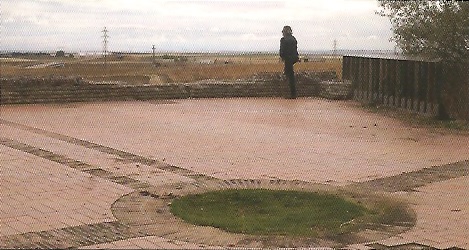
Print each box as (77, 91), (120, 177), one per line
(355, 57), (361, 99)
(402, 61), (408, 108)
(379, 59), (385, 104)
(395, 60), (401, 108)
(388, 60), (395, 106)
(413, 61), (420, 112)
(427, 62), (435, 115)
(368, 58), (373, 102)
(358, 57), (364, 100)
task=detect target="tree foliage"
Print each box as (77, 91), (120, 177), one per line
(378, 0), (469, 62)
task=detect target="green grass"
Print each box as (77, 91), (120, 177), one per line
(170, 189), (370, 237)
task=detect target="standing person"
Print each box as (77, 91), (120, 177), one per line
(280, 25), (299, 99)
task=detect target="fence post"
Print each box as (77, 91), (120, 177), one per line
(368, 58), (373, 102)
(343, 56), (351, 81)
(400, 61), (408, 109)
(412, 61), (419, 112)
(395, 60), (401, 108)
(436, 63), (449, 119)
(358, 57), (364, 100)
(352, 57), (359, 99)
(388, 60), (396, 107)
(428, 62), (437, 115)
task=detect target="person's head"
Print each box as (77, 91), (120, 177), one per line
(282, 26), (293, 36)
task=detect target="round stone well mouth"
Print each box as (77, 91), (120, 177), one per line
(111, 179), (415, 248)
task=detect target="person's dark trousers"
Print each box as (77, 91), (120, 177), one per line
(284, 60), (297, 99)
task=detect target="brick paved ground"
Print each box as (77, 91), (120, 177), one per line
(1, 98), (468, 249)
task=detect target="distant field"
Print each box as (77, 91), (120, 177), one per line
(1, 54), (342, 84)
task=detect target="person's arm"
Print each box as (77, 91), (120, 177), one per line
(279, 38), (285, 61)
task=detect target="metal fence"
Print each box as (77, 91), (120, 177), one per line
(342, 55), (469, 120)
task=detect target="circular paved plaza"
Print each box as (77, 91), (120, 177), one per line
(1, 98), (468, 249)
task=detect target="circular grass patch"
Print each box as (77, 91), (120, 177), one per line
(170, 189), (372, 237)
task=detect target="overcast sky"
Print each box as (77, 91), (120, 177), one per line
(1, 0), (396, 53)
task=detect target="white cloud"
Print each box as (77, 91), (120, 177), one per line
(1, 0), (395, 52)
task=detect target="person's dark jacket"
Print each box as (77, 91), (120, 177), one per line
(280, 35), (299, 63)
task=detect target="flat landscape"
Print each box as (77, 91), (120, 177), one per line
(1, 53), (342, 84)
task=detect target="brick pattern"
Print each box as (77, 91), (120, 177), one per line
(0, 142), (133, 239)
(0, 119), (216, 183)
(0, 222), (145, 249)
(3, 132), (465, 248)
(354, 160), (469, 192)
(1, 99), (469, 249)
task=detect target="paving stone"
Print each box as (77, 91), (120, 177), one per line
(1, 98), (469, 248)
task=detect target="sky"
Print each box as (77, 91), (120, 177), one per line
(1, 0), (396, 53)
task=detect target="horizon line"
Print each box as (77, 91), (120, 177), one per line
(1, 49), (396, 55)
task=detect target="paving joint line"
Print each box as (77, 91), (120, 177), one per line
(0, 222), (146, 249)
(0, 118), (206, 180)
(1, 118), (159, 167)
(2, 119), (468, 248)
(353, 160), (469, 192)
(0, 132), (213, 248)
(6, 118), (466, 192)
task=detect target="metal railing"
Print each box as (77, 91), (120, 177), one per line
(343, 55), (469, 120)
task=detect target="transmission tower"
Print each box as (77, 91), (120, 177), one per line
(102, 27), (109, 68)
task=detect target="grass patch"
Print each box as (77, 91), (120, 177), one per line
(170, 189), (404, 238)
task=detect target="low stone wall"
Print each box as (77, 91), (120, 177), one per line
(0, 82), (188, 104)
(318, 80), (353, 100)
(0, 72), (351, 104)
